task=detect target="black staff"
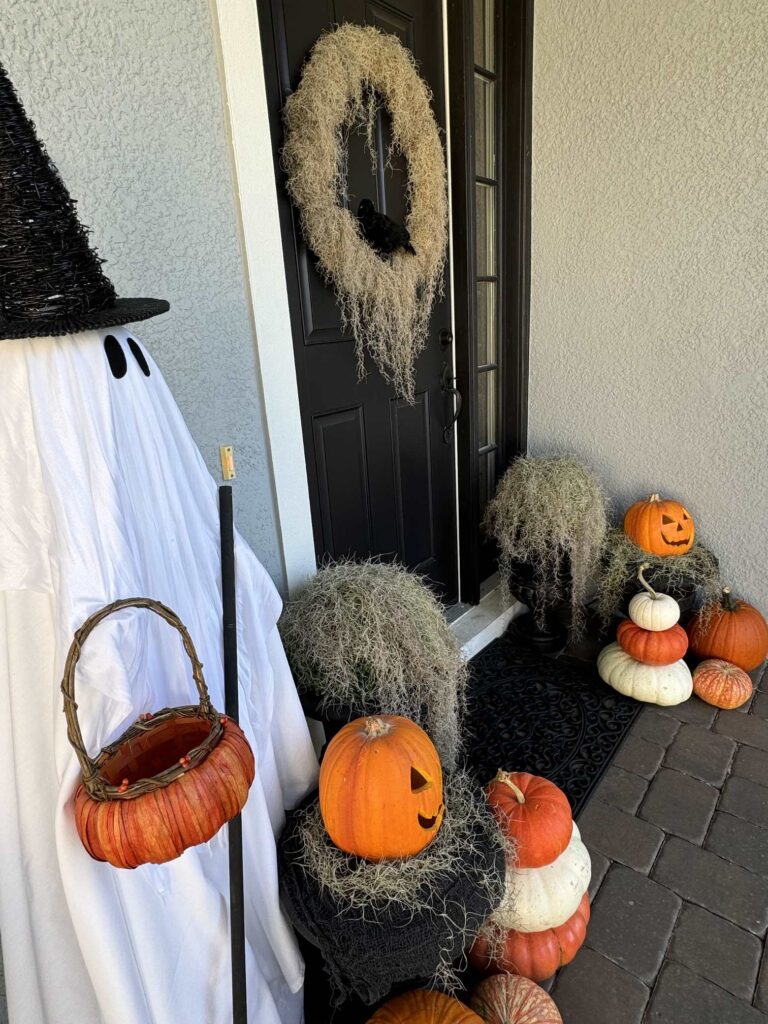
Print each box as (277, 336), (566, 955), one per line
(219, 485), (247, 1023)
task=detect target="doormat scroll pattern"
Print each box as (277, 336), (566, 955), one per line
(465, 635), (642, 817)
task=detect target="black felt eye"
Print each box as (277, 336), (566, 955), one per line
(127, 337), (151, 377)
(104, 335), (127, 379)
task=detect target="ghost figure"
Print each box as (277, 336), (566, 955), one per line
(0, 328), (319, 1024)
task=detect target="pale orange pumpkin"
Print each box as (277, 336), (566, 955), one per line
(469, 893), (590, 982)
(616, 619), (688, 665)
(74, 717), (254, 868)
(688, 589), (768, 672)
(471, 975), (563, 1024)
(485, 771), (572, 869)
(693, 659), (753, 709)
(624, 494), (695, 556)
(367, 989), (483, 1024)
(319, 715), (444, 861)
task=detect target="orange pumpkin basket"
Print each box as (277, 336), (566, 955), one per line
(61, 597), (255, 869)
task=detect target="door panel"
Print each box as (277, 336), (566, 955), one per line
(261, 0), (458, 599)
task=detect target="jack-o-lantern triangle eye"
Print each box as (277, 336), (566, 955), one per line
(411, 767), (432, 792)
(661, 514), (675, 524)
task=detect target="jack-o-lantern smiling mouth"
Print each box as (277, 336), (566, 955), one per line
(418, 805), (443, 830)
(662, 537), (691, 547)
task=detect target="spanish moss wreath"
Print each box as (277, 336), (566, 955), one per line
(282, 24), (447, 402)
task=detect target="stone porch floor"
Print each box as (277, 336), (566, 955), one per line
(550, 664), (768, 1023)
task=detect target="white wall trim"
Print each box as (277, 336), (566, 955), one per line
(211, 0), (316, 596)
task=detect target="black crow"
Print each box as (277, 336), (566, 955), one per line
(356, 198), (416, 256)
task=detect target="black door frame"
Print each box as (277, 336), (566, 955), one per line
(447, 0), (534, 606)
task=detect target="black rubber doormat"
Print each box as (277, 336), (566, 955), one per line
(464, 633), (642, 817)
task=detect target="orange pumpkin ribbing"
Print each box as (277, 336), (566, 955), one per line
(367, 989), (483, 1024)
(471, 974), (563, 1024)
(470, 892), (590, 982)
(485, 771), (572, 869)
(617, 619), (688, 665)
(693, 659), (753, 709)
(74, 719), (255, 869)
(688, 590), (768, 672)
(319, 714), (444, 861)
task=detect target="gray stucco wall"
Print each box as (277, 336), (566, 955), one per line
(529, 0), (768, 609)
(2, 0), (284, 590)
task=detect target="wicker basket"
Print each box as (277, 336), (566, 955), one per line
(61, 597), (255, 868)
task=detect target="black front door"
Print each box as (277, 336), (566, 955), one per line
(259, 0), (458, 601)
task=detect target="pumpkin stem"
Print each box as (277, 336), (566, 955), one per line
(648, 493), (660, 502)
(637, 563), (660, 600)
(721, 587), (739, 613)
(492, 769), (526, 804)
(363, 716), (393, 739)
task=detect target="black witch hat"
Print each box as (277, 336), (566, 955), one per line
(0, 63), (168, 340)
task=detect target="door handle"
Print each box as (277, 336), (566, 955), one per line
(441, 362), (462, 444)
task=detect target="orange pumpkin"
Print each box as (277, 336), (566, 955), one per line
(470, 893), (590, 982)
(693, 659), (753, 709)
(624, 494), (695, 556)
(485, 771), (572, 869)
(319, 715), (444, 861)
(616, 619), (688, 665)
(368, 989), (483, 1024)
(471, 975), (563, 1024)
(688, 588), (768, 671)
(74, 717), (254, 868)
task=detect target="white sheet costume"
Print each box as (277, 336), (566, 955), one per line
(0, 329), (318, 1024)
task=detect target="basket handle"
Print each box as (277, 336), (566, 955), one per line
(61, 597), (214, 789)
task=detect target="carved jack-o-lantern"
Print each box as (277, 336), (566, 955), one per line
(319, 714), (444, 861)
(624, 494), (695, 556)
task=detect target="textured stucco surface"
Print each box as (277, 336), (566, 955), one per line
(1, 0), (284, 589)
(529, 0), (768, 608)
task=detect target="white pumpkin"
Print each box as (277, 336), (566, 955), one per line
(493, 822), (591, 933)
(598, 642), (692, 706)
(628, 564), (680, 631)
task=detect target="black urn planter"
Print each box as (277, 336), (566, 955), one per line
(505, 559), (570, 654)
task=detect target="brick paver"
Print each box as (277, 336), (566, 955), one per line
(668, 902), (762, 1000)
(559, 662), (768, 1023)
(639, 768), (718, 842)
(663, 722), (735, 784)
(578, 798), (664, 873)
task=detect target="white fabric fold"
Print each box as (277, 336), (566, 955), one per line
(0, 329), (318, 1024)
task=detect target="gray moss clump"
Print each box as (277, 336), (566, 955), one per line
(294, 771), (505, 990)
(279, 559), (467, 768)
(596, 528), (721, 629)
(483, 455), (608, 638)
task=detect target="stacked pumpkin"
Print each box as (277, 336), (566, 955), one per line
(470, 771), (591, 983)
(598, 564), (693, 706)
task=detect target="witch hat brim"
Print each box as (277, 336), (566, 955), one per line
(0, 297), (170, 340)
(0, 63), (169, 341)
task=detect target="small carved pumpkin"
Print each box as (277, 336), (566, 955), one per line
(628, 564), (681, 632)
(368, 989), (483, 1024)
(319, 715), (444, 861)
(617, 619), (688, 665)
(485, 771), (572, 869)
(470, 892), (590, 982)
(688, 589), (768, 672)
(693, 659), (754, 709)
(624, 494), (695, 556)
(598, 642), (692, 706)
(471, 975), (563, 1024)
(494, 823), (591, 933)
